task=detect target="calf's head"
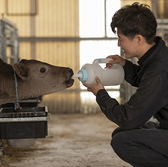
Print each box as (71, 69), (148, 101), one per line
(13, 59), (74, 98)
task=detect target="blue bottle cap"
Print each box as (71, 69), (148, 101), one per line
(78, 69), (88, 82)
(98, 59), (101, 63)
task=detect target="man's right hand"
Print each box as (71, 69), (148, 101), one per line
(106, 55), (126, 68)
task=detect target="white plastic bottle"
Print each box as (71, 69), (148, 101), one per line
(72, 58), (124, 86)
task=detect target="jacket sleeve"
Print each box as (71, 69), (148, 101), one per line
(96, 70), (167, 129)
(123, 60), (141, 87)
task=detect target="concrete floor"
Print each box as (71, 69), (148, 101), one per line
(3, 113), (132, 167)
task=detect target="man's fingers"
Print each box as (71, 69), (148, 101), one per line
(83, 83), (89, 87)
(106, 55), (119, 68)
(95, 76), (101, 84)
(106, 63), (112, 68)
(109, 60), (116, 65)
(106, 54), (119, 59)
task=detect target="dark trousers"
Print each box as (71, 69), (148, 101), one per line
(111, 122), (168, 167)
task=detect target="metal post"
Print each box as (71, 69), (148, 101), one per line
(151, 0), (158, 18)
(104, 0), (107, 37)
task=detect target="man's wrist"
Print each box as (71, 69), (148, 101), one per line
(96, 89), (106, 97)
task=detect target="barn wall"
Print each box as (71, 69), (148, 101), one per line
(120, 0), (168, 18)
(120, 0), (151, 7)
(0, 0), (81, 113)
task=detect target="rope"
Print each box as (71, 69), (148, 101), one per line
(13, 70), (22, 110)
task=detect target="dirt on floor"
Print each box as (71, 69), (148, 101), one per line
(2, 112), (132, 167)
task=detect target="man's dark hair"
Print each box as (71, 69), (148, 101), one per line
(111, 2), (157, 44)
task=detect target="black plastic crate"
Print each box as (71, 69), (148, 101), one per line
(0, 107), (48, 139)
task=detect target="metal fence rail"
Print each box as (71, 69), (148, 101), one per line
(0, 16), (19, 64)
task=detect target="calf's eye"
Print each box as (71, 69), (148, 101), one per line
(40, 67), (46, 73)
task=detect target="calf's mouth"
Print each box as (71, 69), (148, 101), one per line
(64, 68), (74, 87)
(65, 77), (74, 87)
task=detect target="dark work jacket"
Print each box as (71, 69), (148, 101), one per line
(96, 36), (168, 130)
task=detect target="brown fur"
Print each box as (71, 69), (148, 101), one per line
(0, 59), (74, 105)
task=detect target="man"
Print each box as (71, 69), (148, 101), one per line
(83, 2), (168, 167)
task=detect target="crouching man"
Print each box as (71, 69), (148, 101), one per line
(83, 2), (168, 167)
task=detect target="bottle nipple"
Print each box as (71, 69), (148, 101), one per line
(71, 73), (82, 78)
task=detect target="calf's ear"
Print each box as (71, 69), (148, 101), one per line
(13, 63), (29, 80)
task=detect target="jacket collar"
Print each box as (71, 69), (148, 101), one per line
(136, 36), (166, 79)
(137, 36), (165, 68)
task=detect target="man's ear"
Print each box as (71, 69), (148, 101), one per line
(13, 63), (29, 80)
(136, 35), (144, 45)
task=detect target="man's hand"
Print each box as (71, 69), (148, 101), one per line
(106, 55), (126, 68)
(83, 76), (104, 96)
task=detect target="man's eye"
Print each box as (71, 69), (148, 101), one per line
(40, 67), (46, 73)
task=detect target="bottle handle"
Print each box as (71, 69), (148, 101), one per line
(93, 58), (113, 64)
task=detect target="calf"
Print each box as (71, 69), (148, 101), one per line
(0, 59), (74, 105)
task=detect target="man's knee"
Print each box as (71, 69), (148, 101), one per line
(111, 130), (134, 161)
(112, 127), (128, 137)
(111, 132), (125, 157)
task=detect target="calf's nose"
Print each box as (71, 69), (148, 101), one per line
(63, 68), (74, 77)
(67, 68), (73, 73)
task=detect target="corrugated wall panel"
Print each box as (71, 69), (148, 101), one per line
(19, 42), (31, 60)
(2, 0), (79, 37)
(11, 17), (31, 36)
(35, 41), (79, 85)
(36, 0), (79, 37)
(0, 0), (5, 14)
(40, 92), (81, 113)
(0, 0), (31, 36)
(159, 0), (165, 18)
(7, 0), (30, 14)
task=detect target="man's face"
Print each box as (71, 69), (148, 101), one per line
(117, 32), (139, 59)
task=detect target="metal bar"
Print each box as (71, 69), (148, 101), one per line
(60, 88), (121, 93)
(151, 0), (158, 18)
(104, 0), (107, 37)
(6, 55), (15, 59)
(30, 0), (36, 59)
(157, 18), (168, 23)
(0, 117), (48, 122)
(2, 17), (14, 27)
(5, 24), (15, 32)
(1, 20), (7, 62)
(19, 37), (118, 42)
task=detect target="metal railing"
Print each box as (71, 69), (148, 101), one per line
(0, 16), (19, 65)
